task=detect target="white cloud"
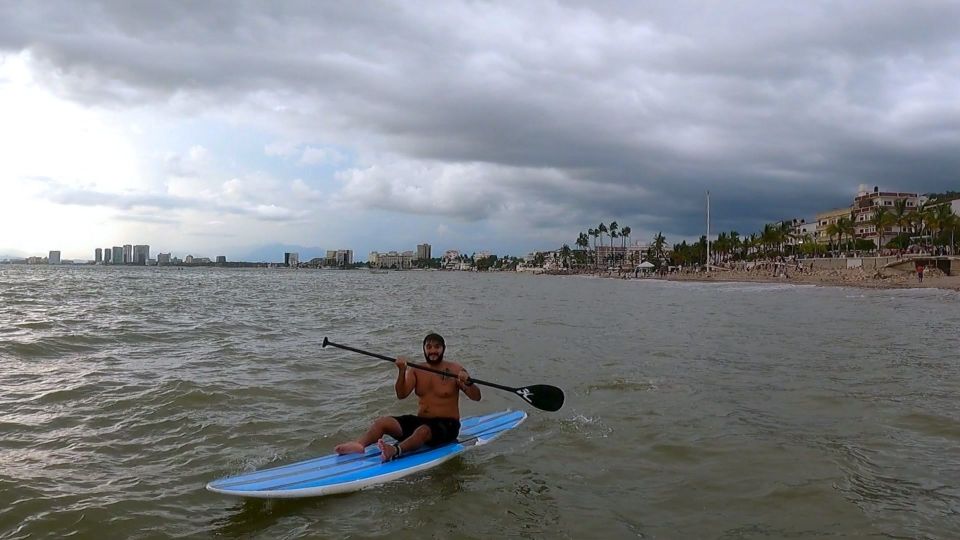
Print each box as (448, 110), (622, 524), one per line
(264, 140), (299, 157)
(291, 178), (323, 201)
(300, 146), (346, 165)
(333, 158), (508, 220)
(187, 145), (209, 162)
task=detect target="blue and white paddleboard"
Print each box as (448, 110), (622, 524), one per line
(207, 409), (527, 498)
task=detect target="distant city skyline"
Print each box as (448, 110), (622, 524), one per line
(3, 3), (960, 259)
(0, 241), (477, 263)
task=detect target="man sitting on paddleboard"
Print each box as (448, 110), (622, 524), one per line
(335, 333), (482, 461)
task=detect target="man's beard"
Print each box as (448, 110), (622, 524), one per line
(424, 351), (444, 365)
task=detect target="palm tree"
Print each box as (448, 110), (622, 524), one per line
(799, 233), (821, 256)
(914, 201), (930, 248)
(715, 232), (729, 264)
(575, 232), (590, 267)
(760, 224), (778, 257)
(837, 215), (855, 254)
(869, 206), (894, 253)
(931, 203), (954, 247)
(621, 226), (631, 264)
(589, 228), (599, 269)
(609, 221), (619, 267)
(598, 223), (608, 267)
(825, 222), (841, 255)
(729, 231), (741, 261)
(651, 232), (665, 260)
(576, 233), (591, 267)
(945, 211), (960, 254)
(776, 222), (792, 256)
(892, 198), (911, 249)
(560, 244), (572, 268)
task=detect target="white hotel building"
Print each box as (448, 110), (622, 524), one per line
(852, 187), (923, 247)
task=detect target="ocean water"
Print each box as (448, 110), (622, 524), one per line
(1, 265), (959, 539)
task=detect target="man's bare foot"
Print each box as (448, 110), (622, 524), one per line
(377, 438), (399, 462)
(334, 441), (365, 455)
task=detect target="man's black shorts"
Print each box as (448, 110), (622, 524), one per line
(392, 415), (461, 446)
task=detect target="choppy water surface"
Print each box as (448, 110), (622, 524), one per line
(1, 265), (959, 539)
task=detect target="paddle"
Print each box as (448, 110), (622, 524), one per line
(322, 337), (565, 412)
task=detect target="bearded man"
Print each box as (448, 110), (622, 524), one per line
(334, 333), (482, 461)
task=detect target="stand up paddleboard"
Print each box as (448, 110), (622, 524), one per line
(207, 409), (526, 499)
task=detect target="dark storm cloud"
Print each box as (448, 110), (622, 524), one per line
(3, 1), (959, 241)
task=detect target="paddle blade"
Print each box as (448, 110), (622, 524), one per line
(515, 384), (565, 412)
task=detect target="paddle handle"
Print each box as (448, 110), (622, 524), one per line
(322, 337), (511, 391)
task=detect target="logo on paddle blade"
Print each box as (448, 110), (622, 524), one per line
(517, 388), (534, 402)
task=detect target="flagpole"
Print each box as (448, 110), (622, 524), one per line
(706, 190), (711, 272)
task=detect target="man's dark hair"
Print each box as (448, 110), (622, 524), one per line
(423, 333), (445, 348)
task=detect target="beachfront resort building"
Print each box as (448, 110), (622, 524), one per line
(852, 187), (923, 247)
(48, 250), (61, 264)
(815, 207), (852, 244)
(441, 250), (466, 270)
(781, 218), (818, 248)
(369, 250), (413, 269)
(791, 218), (816, 237)
(323, 249), (353, 267)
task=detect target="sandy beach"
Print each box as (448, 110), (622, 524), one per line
(657, 266), (960, 291)
(557, 258), (960, 291)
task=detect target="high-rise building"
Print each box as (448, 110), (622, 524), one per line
(133, 245), (150, 265)
(416, 243), (431, 261)
(48, 251), (61, 265)
(104, 247), (112, 264)
(157, 253), (171, 265)
(95, 248), (103, 263)
(284, 252), (299, 267)
(336, 250), (353, 266)
(112, 246), (124, 264)
(123, 245), (133, 263)
(216, 256), (226, 264)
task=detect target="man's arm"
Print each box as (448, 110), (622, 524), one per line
(395, 357), (416, 399)
(457, 367), (482, 401)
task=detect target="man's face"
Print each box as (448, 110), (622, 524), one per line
(423, 340), (445, 364)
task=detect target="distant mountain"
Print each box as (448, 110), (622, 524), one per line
(0, 249), (28, 261)
(233, 243), (327, 263)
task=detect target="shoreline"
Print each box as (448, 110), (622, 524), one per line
(660, 270), (960, 291)
(551, 267), (960, 292)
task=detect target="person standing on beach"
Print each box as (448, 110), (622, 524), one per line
(916, 262), (924, 283)
(334, 333), (482, 461)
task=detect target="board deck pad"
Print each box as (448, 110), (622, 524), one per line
(207, 409), (527, 498)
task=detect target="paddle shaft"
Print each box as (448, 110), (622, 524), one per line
(322, 338), (516, 392)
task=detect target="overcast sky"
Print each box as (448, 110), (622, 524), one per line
(2, 1), (959, 260)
